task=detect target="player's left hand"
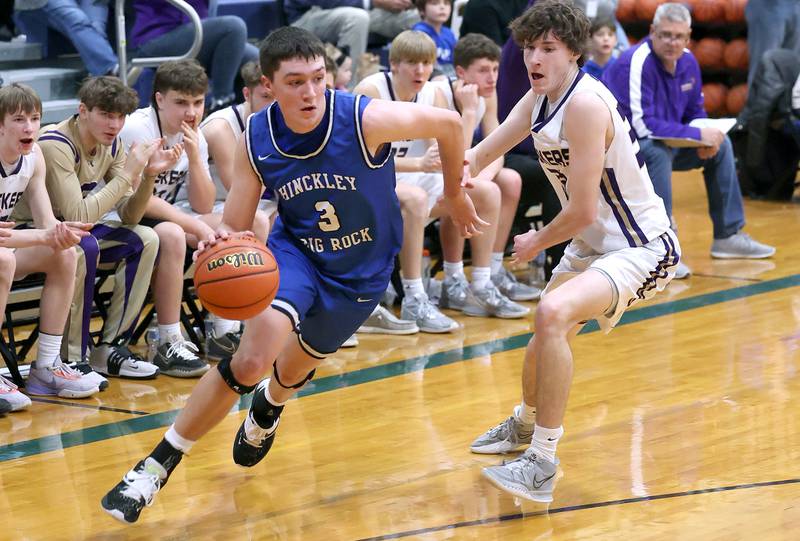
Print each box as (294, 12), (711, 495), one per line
(441, 190), (488, 238)
(511, 229), (541, 264)
(194, 229), (256, 260)
(63, 221), (93, 237)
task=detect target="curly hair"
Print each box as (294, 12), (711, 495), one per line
(510, 0), (590, 66)
(78, 76), (139, 115)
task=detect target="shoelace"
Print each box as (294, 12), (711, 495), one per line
(51, 361), (82, 380)
(108, 347), (139, 369)
(416, 296), (445, 321)
(166, 340), (200, 361)
(445, 275), (469, 297)
(243, 412), (276, 446)
(121, 467), (162, 507)
(0, 374), (19, 392)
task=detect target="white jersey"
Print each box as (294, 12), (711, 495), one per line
(119, 106), (210, 204)
(360, 71), (439, 158)
(0, 148), (35, 220)
(200, 102), (247, 139)
(530, 70), (670, 253)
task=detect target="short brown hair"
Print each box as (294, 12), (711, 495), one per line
(510, 0), (590, 66)
(389, 30), (437, 65)
(0, 83), (42, 121)
(78, 76), (139, 115)
(453, 33), (501, 69)
(240, 61), (263, 90)
(152, 59), (209, 105)
(590, 17), (616, 36)
(413, 0), (452, 11)
(259, 26), (327, 79)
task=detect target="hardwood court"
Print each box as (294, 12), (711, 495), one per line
(2, 170), (800, 540)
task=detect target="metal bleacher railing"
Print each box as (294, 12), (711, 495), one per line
(114, 0), (204, 86)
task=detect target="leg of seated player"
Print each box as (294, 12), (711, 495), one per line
(396, 183), (457, 333)
(439, 179), (528, 318)
(0, 248), (32, 411)
(89, 224), (160, 380)
(489, 168), (540, 301)
(151, 221), (208, 378)
(15, 245), (99, 398)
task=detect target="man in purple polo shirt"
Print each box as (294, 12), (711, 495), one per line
(603, 2), (774, 279)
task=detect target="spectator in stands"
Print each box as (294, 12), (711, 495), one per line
(495, 0), (566, 279)
(324, 44), (353, 90)
(582, 17), (617, 79)
(459, 0), (528, 46)
(412, 0), (456, 78)
(0, 83), (97, 404)
(120, 60), (269, 368)
(746, 0), (800, 85)
(603, 3), (775, 279)
(572, 0), (629, 52)
(14, 0), (119, 76)
(17, 77), (168, 383)
(129, 0), (254, 112)
(284, 0), (420, 85)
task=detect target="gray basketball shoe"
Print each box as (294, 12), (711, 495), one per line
(492, 267), (541, 301)
(358, 305), (419, 335)
(470, 415), (533, 454)
(439, 273), (470, 311)
(401, 293), (459, 333)
(464, 281), (530, 319)
(482, 449), (558, 503)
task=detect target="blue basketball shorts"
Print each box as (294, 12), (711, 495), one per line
(268, 239), (388, 358)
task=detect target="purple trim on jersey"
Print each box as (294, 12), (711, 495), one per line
(81, 181), (98, 194)
(232, 105), (245, 132)
(0, 155), (23, 178)
(111, 138), (118, 158)
(628, 232), (679, 306)
(40, 131), (80, 164)
(532, 71), (585, 133)
(77, 234), (101, 356)
(605, 167), (649, 246)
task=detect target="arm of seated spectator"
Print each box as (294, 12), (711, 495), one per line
(201, 118), (237, 192)
(474, 92), (504, 180)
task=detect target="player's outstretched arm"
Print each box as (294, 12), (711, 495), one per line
(467, 90), (535, 177)
(511, 93), (608, 263)
(361, 98), (487, 236)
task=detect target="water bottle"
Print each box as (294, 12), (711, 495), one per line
(421, 249), (432, 291)
(145, 325), (159, 362)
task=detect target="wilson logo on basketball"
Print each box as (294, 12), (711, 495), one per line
(207, 251), (265, 272)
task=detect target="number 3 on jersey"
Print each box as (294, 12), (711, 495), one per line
(315, 201), (340, 232)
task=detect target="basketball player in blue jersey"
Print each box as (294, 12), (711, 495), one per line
(466, 0), (680, 503)
(101, 26), (485, 524)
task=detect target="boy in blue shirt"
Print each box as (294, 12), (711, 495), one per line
(412, 0), (457, 78)
(583, 17), (617, 79)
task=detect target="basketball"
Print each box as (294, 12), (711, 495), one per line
(193, 237), (279, 320)
(694, 37), (726, 69)
(723, 39), (749, 70)
(635, 0), (663, 22)
(726, 84), (748, 115)
(702, 83), (728, 116)
(725, 0), (747, 23)
(692, 0), (725, 22)
(616, 0), (636, 22)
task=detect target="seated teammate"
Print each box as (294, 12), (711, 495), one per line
(0, 83), (96, 403)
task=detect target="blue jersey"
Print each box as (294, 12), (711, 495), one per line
(246, 89), (402, 291)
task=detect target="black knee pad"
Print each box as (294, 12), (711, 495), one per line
(272, 361), (316, 390)
(217, 357), (257, 395)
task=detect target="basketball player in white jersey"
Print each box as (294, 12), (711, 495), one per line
(467, 0), (680, 503)
(357, 31), (527, 327)
(0, 83), (97, 408)
(436, 33), (540, 304)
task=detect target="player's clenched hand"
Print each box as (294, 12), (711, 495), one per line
(420, 144), (441, 172)
(63, 221), (93, 237)
(440, 190), (488, 238)
(193, 229), (256, 260)
(46, 222), (86, 250)
(181, 121), (201, 161)
(511, 230), (541, 264)
(454, 80), (480, 114)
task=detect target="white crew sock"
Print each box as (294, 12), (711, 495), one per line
(36, 332), (63, 368)
(530, 424), (563, 464)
